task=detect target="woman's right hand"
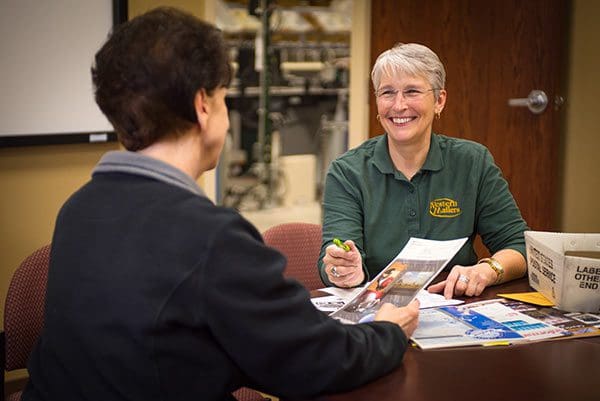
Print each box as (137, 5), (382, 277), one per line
(374, 300), (420, 337)
(322, 239), (364, 287)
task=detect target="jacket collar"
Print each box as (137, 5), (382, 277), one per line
(93, 151), (206, 198)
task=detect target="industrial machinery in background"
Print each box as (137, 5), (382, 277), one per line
(217, 0), (351, 211)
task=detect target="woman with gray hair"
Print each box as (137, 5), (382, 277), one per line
(319, 43), (528, 299)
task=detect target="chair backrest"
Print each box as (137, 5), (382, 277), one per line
(1, 244), (50, 401)
(3, 244), (50, 372)
(232, 387), (271, 401)
(262, 222), (324, 291)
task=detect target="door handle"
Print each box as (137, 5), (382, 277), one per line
(508, 90), (548, 114)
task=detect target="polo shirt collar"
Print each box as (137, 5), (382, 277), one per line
(421, 133), (444, 172)
(372, 133), (444, 174)
(372, 134), (396, 174)
(93, 150), (206, 198)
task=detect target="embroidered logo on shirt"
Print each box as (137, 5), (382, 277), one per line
(429, 198), (462, 218)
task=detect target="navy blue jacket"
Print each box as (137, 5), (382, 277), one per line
(24, 158), (407, 401)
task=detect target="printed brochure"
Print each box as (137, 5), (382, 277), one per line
(330, 237), (467, 324)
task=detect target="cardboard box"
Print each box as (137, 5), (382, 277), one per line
(524, 231), (600, 313)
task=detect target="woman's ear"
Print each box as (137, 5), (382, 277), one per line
(436, 88), (447, 112)
(193, 89), (209, 129)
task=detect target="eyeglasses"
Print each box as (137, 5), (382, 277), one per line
(375, 87), (439, 102)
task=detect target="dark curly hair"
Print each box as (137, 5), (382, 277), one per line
(92, 7), (232, 151)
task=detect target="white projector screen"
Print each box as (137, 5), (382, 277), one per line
(0, 0), (124, 146)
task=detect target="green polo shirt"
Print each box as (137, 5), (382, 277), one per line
(318, 133), (528, 286)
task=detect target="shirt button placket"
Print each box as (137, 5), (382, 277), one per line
(406, 184), (419, 235)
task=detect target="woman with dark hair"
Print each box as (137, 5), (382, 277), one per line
(23, 8), (418, 401)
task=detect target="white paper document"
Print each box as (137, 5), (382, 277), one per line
(318, 287), (363, 301)
(312, 289), (464, 314)
(311, 295), (347, 312)
(416, 290), (464, 309)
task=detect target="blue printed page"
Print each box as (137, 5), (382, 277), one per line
(468, 301), (569, 341)
(411, 299), (572, 349)
(411, 304), (523, 349)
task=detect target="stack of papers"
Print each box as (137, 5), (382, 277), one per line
(411, 298), (600, 350)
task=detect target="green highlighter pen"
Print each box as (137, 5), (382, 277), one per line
(333, 238), (350, 252)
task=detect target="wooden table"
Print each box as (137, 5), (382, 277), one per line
(301, 276), (600, 401)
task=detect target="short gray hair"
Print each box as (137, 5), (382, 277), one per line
(371, 43), (446, 100)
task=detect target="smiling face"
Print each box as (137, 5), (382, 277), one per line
(375, 72), (446, 147)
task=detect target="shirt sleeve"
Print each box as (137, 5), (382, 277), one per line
(476, 148), (529, 258)
(319, 160), (370, 285)
(201, 215), (407, 399)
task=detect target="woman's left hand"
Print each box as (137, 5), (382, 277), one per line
(427, 263), (497, 299)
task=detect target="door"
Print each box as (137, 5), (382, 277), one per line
(369, 0), (569, 240)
